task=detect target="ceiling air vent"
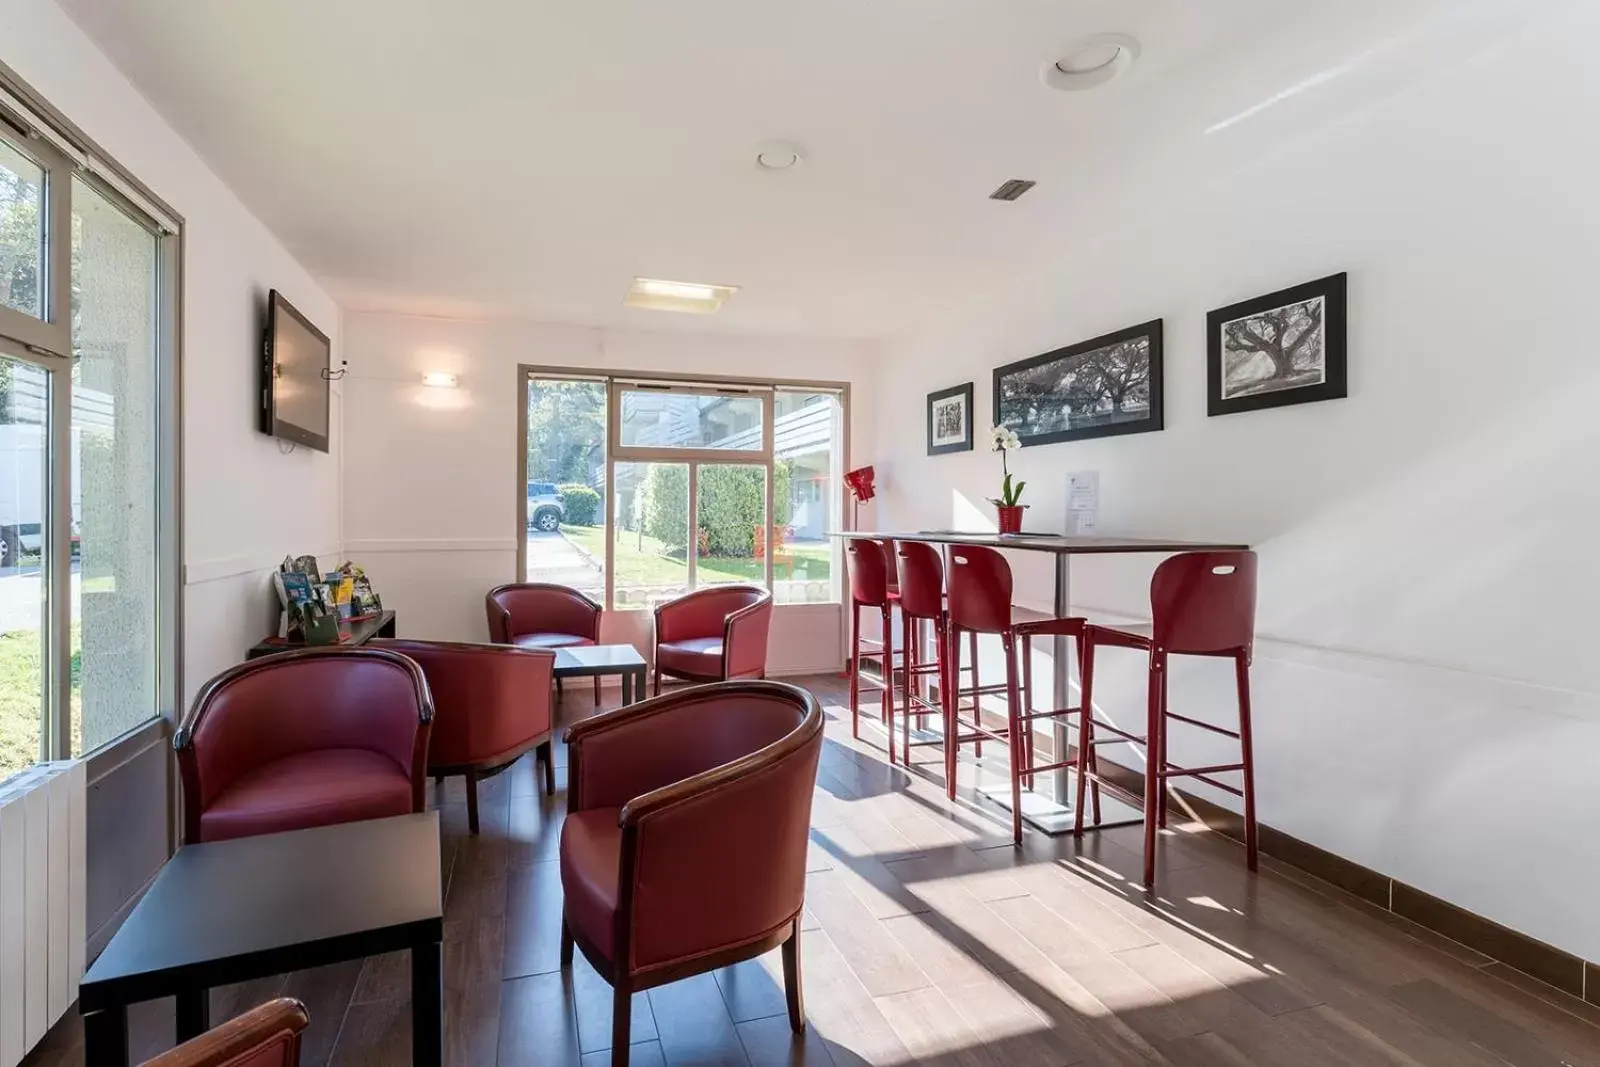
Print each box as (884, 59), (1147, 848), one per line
(989, 179), (1037, 202)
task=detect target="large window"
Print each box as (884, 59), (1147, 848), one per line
(521, 373), (844, 609)
(0, 94), (178, 781)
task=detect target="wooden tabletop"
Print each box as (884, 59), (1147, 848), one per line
(247, 608), (397, 659)
(81, 812), (442, 1010)
(834, 531), (1249, 554)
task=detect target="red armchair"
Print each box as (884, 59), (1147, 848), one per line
(142, 998), (308, 1067)
(372, 638), (557, 833)
(175, 648), (432, 845)
(487, 582), (604, 704)
(651, 585), (773, 695)
(559, 681), (824, 1067)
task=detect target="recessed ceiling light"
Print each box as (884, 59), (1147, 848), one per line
(1042, 34), (1140, 92)
(624, 277), (739, 315)
(753, 139), (805, 171)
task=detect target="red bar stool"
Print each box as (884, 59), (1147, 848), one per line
(945, 545), (1087, 845)
(1076, 551), (1259, 886)
(893, 541), (952, 772)
(846, 538), (899, 763)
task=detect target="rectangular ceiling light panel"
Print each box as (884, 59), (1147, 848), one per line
(624, 277), (739, 314)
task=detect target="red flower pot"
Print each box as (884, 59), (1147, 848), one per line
(996, 505), (1024, 534)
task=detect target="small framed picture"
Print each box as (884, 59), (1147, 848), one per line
(927, 382), (974, 456)
(993, 320), (1163, 447)
(1208, 272), (1347, 416)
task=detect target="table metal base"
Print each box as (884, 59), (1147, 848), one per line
(976, 770), (1144, 835)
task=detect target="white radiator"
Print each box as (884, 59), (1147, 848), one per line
(0, 761), (85, 1067)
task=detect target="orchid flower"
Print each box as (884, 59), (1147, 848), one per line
(987, 426), (1027, 508)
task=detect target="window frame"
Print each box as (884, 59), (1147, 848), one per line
(0, 116), (70, 358)
(0, 65), (183, 783)
(517, 366), (849, 610)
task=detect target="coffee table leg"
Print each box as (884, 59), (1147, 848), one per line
(412, 938), (443, 1067)
(621, 669), (632, 705)
(83, 1005), (129, 1067)
(176, 986), (210, 1042)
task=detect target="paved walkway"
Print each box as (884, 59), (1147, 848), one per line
(525, 530), (603, 591)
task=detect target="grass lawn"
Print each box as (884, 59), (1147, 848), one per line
(563, 524), (831, 586)
(0, 622), (80, 780)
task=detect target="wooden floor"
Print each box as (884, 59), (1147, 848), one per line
(26, 674), (1600, 1067)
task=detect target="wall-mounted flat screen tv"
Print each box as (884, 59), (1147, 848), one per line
(259, 289), (330, 452)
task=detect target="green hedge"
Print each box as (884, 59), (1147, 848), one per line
(641, 463), (792, 557)
(558, 483), (601, 526)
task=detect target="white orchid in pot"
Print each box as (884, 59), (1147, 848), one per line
(987, 426), (1027, 533)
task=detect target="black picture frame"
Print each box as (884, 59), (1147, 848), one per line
(992, 320), (1163, 447)
(1207, 272), (1347, 417)
(926, 382), (974, 456)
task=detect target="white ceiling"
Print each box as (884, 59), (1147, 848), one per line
(58, 0), (1531, 339)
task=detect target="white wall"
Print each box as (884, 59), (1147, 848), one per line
(2, 0), (343, 938)
(872, 2), (1600, 960)
(340, 313), (874, 674)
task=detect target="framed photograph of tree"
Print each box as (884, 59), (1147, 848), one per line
(992, 320), (1163, 447)
(1207, 272), (1347, 416)
(927, 382), (974, 455)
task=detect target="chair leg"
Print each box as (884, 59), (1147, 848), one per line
(910, 620), (927, 728)
(1237, 653), (1259, 872)
(1074, 638), (1095, 836)
(539, 740), (556, 796)
(848, 603), (861, 739)
(559, 910), (574, 967)
(943, 620), (958, 800)
(901, 610), (913, 763)
(1157, 662), (1171, 830)
(1020, 635), (1034, 791)
(1142, 653), (1165, 888)
(593, 676), (601, 706)
(1002, 633), (1024, 847)
(1077, 632), (1101, 825)
(882, 607), (896, 765)
(652, 666), (661, 697)
(969, 631), (982, 758)
(465, 770), (480, 835)
(611, 981), (632, 1067)
(783, 917), (806, 1033)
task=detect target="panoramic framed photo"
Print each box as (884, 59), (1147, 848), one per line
(992, 320), (1163, 447)
(926, 382), (974, 455)
(1208, 272), (1347, 416)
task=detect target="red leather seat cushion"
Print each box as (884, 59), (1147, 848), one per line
(513, 633), (594, 650)
(199, 749), (413, 843)
(656, 637), (722, 679)
(560, 808), (623, 963)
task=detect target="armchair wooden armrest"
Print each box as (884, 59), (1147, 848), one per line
(142, 998), (309, 1067)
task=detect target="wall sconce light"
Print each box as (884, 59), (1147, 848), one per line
(421, 372), (459, 388)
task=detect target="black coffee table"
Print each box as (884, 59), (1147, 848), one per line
(553, 643), (648, 704)
(80, 812), (443, 1067)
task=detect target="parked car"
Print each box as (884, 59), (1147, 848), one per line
(527, 481), (565, 532)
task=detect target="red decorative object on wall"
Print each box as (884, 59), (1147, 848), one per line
(844, 465), (876, 502)
(845, 465), (877, 530)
